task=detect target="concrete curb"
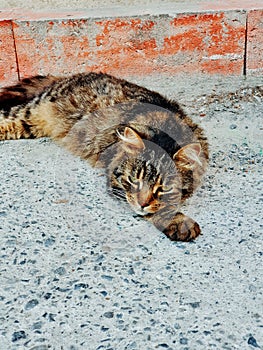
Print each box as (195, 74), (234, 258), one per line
(0, 1), (262, 86)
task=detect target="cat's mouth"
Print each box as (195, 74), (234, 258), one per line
(132, 207), (151, 216)
(128, 201), (165, 216)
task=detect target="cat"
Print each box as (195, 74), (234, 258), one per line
(0, 72), (209, 241)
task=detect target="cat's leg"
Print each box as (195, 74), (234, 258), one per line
(147, 208), (201, 241)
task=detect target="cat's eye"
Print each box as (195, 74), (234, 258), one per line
(157, 185), (174, 195)
(127, 175), (142, 189)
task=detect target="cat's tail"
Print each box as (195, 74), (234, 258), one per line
(0, 75), (59, 112)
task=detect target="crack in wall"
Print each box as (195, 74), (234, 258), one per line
(243, 12), (249, 76)
(10, 20), (20, 81)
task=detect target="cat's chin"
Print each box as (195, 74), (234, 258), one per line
(133, 209), (150, 217)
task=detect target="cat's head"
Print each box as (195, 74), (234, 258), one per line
(110, 126), (204, 216)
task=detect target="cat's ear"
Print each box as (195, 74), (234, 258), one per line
(117, 127), (145, 152)
(173, 143), (202, 169)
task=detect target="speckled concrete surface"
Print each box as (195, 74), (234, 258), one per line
(0, 75), (262, 350)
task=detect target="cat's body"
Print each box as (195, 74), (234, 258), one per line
(0, 72), (208, 241)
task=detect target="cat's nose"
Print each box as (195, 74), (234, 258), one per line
(137, 187), (151, 209)
(140, 202), (149, 209)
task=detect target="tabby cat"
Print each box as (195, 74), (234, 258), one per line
(0, 72), (208, 241)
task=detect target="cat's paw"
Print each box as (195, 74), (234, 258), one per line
(163, 213), (201, 241)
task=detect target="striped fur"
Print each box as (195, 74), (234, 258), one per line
(0, 72), (209, 241)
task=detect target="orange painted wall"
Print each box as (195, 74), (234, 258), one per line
(0, 20), (18, 84)
(0, 6), (262, 86)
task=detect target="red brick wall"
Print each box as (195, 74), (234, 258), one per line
(246, 10), (263, 75)
(0, 20), (18, 84)
(0, 4), (262, 86)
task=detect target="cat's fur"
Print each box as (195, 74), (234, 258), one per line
(0, 72), (209, 241)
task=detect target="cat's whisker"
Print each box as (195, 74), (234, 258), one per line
(108, 187), (127, 201)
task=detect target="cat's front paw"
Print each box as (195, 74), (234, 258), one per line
(163, 213), (201, 241)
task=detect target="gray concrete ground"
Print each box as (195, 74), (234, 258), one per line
(0, 74), (262, 350)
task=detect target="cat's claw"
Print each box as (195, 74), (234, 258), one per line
(163, 213), (201, 241)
